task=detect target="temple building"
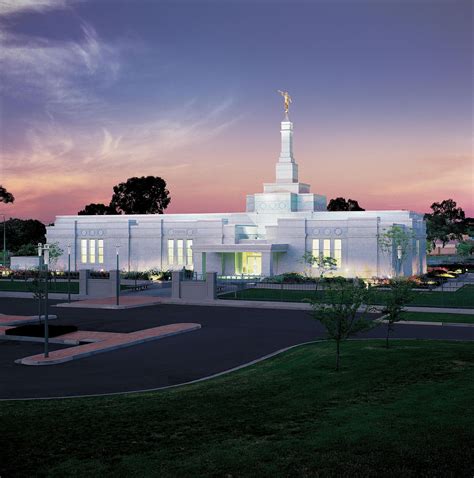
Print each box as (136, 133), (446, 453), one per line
(47, 111), (427, 278)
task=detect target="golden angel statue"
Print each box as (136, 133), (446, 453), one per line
(277, 90), (292, 114)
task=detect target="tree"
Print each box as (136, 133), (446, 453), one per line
(308, 277), (375, 371)
(327, 197), (365, 211)
(424, 199), (465, 249)
(457, 240), (474, 257)
(15, 243), (38, 256)
(381, 279), (414, 348)
(378, 225), (415, 277)
(47, 242), (64, 269)
(110, 176), (171, 214)
(0, 186), (14, 204)
(78, 203), (118, 215)
(301, 251), (338, 278)
(2, 219), (46, 253)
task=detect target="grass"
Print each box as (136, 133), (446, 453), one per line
(220, 284), (474, 308)
(400, 312), (474, 324)
(1, 340), (473, 477)
(0, 280), (79, 294)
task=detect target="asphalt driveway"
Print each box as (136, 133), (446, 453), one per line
(0, 298), (472, 399)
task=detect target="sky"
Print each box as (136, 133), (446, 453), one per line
(0, 0), (472, 223)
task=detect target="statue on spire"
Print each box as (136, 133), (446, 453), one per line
(277, 90), (292, 115)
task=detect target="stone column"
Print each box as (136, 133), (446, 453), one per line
(261, 252), (273, 278)
(79, 269), (90, 295)
(171, 271), (182, 298)
(206, 272), (217, 299)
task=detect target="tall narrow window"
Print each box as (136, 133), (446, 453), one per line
(186, 240), (193, 266)
(312, 239), (320, 267)
(81, 239), (87, 264)
(177, 239), (184, 265)
(89, 239), (96, 263)
(323, 239), (331, 258)
(168, 239), (174, 265)
(334, 239), (342, 267)
(98, 240), (104, 264)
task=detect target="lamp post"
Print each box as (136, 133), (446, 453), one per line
(116, 244), (120, 306)
(0, 214), (5, 268)
(38, 243), (50, 358)
(37, 243), (43, 326)
(67, 244), (71, 303)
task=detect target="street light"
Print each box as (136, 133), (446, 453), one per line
(38, 243), (50, 358)
(116, 244), (120, 306)
(0, 214), (6, 268)
(67, 244), (71, 303)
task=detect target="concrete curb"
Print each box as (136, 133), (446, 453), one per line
(16, 323), (201, 366)
(0, 315), (58, 326)
(378, 319), (474, 328)
(54, 300), (162, 310)
(0, 334), (79, 345)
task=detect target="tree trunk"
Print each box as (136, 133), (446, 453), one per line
(335, 340), (340, 371)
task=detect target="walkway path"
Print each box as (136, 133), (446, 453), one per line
(56, 296), (162, 309)
(16, 323), (201, 365)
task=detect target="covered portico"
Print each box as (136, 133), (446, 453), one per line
(192, 243), (288, 277)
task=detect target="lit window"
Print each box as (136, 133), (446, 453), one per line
(334, 239), (342, 267)
(312, 239), (320, 266)
(89, 239), (96, 263)
(186, 240), (193, 266)
(323, 239), (331, 258)
(168, 239), (174, 265)
(81, 239), (87, 264)
(177, 239), (184, 265)
(98, 240), (104, 264)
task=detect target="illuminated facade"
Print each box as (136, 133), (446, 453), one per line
(47, 116), (427, 278)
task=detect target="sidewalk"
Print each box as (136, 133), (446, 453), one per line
(55, 296), (162, 309)
(157, 297), (474, 315)
(16, 323), (201, 366)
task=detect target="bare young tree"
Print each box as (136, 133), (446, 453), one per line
(308, 277), (376, 371)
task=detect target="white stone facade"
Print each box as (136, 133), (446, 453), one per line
(47, 117), (427, 278)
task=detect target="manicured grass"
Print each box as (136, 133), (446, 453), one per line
(401, 312), (474, 324)
(0, 280), (79, 294)
(220, 284), (474, 308)
(1, 340), (473, 477)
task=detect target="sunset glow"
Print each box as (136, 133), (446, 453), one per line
(1, 0), (472, 222)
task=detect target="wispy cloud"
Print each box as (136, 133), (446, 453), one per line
(0, 0), (73, 16)
(0, 21), (121, 115)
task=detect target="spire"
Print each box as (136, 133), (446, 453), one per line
(276, 119), (298, 183)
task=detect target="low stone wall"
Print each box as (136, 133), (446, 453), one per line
(79, 270), (119, 297)
(171, 271), (217, 300)
(10, 256), (40, 270)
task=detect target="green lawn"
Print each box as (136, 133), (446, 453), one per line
(0, 280), (79, 294)
(401, 312), (474, 324)
(1, 340), (473, 477)
(220, 284), (474, 308)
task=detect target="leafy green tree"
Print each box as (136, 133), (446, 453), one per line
(110, 176), (171, 214)
(3, 219), (46, 253)
(327, 197), (365, 211)
(381, 279), (414, 348)
(0, 185), (14, 204)
(78, 203), (118, 215)
(308, 277), (375, 371)
(47, 242), (64, 269)
(301, 251), (337, 278)
(15, 243), (38, 256)
(456, 240), (474, 257)
(378, 225), (414, 277)
(424, 199), (465, 249)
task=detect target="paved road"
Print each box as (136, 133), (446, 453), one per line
(0, 298), (472, 399)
